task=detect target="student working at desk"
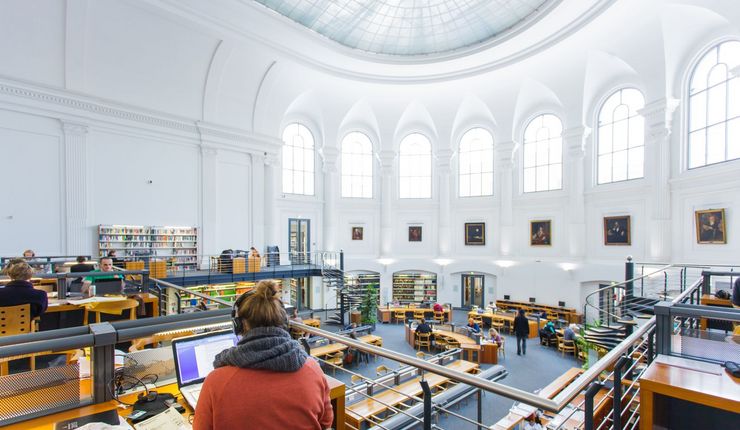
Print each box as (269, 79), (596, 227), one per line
(0, 258), (48, 318)
(81, 257), (124, 297)
(194, 280), (333, 430)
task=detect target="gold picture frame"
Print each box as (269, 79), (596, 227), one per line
(604, 215), (631, 246)
(695, 209), (726, 244)
(530, 220), (552, 246)
(465, 223), (485, 245)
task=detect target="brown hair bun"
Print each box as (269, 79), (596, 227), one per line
(2, 258), (34, 281)
(237, 280), (286, 330)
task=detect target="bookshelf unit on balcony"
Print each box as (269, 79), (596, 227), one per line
(98, 224), (198, 271)
(392, 272), (437, 305)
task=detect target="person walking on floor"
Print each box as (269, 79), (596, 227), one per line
(513, 309), (530, 355)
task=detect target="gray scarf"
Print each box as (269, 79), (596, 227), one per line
(213, 326), (308, 372)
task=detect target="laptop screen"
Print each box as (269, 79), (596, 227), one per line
(173, 331), (239, 386)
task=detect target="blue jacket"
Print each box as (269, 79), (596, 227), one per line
(0, 280), (48, 318)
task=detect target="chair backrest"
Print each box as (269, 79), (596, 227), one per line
(91, 299), (140, 316)
(0, 304), (33, 336)
(376, 365), (389, 375)
(417, 332), (431, 340)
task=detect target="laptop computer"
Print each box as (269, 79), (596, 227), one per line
(93, 279), (124, 296)
(172, 330), (239, 408)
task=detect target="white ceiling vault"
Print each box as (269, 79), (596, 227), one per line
(253, 0), (553, 56)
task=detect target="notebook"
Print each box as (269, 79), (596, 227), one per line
(171, 330), (239, 408)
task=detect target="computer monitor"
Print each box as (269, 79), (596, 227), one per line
(503, 295), (510, 300)
(529, 297), (536, 303)
(558, 301), (566, 307)
(172, 331), (239, 388)
(94, 279), (124, 296)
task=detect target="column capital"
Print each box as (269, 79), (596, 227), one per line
(378, 150), (396, 170)
(495, 140), (517, 167)
(264, 152), (280, 166)
(639, 98), (680, 134)
(61, 121), (89, 135)
(200, 144), (219, 157)
(562, 126), (591, 158)
(320, 146), (339, 173)
(436, 149), (453, 173)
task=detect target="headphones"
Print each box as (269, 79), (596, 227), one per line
(231, 290), (290, 336)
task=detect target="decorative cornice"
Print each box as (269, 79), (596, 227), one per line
(378, 150), (396, 170)
(61, 121), (89, 135)
(563, 126), (591, 157)
(495, 140), (517, 166)
(639, 98), (680, 129)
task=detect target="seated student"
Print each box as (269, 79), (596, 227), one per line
(0, 259), (48, 318)
(564, 324), (578, 341)
(733, 277), (740, 309)
(540, 320), (556, 344)
(106, 250), (124, 267)
(415, 318), (433, 336)
(486, 301), (497, 312)
(488, 328), (503, 347)
(343, 322), (358, 331)
(70, 256), (95, 286)
(81, 257), (124, 297)
(22, 249), (49, 273)
(432, 302), (444, 313)
(249, 247), (261, 258)
(523, 412), (544, 430)
(194, 280), (333, 430)
(467, 318), (481, 334)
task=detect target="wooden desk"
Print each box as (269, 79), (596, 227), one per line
(303, 318), (321, 328)
(359, 334), (383, 347)
(311, 342), (348, 358)
(378, 307), (452, 323)
(538, 367), (583, 399)
(699, 294), (734, 330)
(468, 311), (544, 338)
(345, 360), (478, 429)
(495, 300), (580, 323)
(639, 355), (740, 430)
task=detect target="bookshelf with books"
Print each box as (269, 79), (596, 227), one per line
(344, 272), (381, 305)
(392, 272), (437, 305)
(177, 281), (273, 312)
(98, 224), (198, 271)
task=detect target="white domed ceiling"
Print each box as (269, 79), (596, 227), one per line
(254, 0), (555, 56)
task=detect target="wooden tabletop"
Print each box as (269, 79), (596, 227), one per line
(433, 329), (478, 346)
(700, 294), (733, 307)
(345, 360), (478, 427)
(538, 367), (583, 399)
(302, 318), (321, 327)
(45, 293), (159, 316)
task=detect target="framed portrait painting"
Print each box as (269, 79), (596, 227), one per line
(530, 220), (552, 246)
(351, 227), (364, 241)
(408, 226), (422, 242)
(604, 215), (631, 246)
(465, 223), (485, 245)
(695, 209), (726, 244)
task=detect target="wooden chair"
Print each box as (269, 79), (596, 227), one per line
(393, 310), (407, 324)
(547, 311), (559, 321)
(558, 337), (577, 358)
(433, 311), (445, 324)
(445, 339), (461, 351)
(0, 304), (38, 373)
(351, 374), (363, 385)
(416, 332), (432, 351)
(413, 309), (426, 320)
(325, 351), (343, 375)
(498, 337), (506, 358)
(416, 351), (426, 360)
(82, 299), (139, 325)
(129, 329), (195, 352)
(435, 337), (448, 351)
(491, 317), (505, 333)
(376, 364), (390, 376)
(407, 303), (417, 308)
(472, 315), (483, 326)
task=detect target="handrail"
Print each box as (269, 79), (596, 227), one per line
(152, 277), (228, 305)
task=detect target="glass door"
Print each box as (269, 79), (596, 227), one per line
(462, 274), (485, 309)
(288, 219), (310, 264)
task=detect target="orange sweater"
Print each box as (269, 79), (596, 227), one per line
(193, 359), (333, 430)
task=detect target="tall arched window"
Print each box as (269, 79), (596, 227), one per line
(399, 133), (432, 199)
(341, 132), (373, 198)
(522, 114), (562, 193)
(597, 88), (646, 184)
(459, 128), (494, 197)
(281, 123), (315, 195)
(688, 40), (740, 168)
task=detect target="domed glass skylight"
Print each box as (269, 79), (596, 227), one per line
(254, 0), (553, 56)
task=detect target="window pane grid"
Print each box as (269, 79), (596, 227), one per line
(341, 132), (373, 198)
(688, 41), (740, 169)
(459, 128), (494, 197)
(281, 123), (315, 195)
(597, 88), (646, 184)
(523, 114), (563, 193)
(399, 133), (432, 198)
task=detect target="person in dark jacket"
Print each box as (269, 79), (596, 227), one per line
(0, 258), (48, 318)
(513, 309), (530, 355)
(733, 277), (740, 309)
(69, 256), (95, 287)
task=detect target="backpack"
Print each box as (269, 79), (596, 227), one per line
(715, 290), (731, 300)
(343, 349), (355, 365)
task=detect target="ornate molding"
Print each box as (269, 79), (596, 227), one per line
(495, 140), (516, 167)
(562, 126), (591, 158)
(378, 150), (396, 171)
(61, 121), (89, 135)
(639, 98), (680, 136)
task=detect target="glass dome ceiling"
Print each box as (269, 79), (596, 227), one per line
(254, 0), (554, 57)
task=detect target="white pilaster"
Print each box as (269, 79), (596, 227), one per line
(437, 148), (453, 256)
(563, 126), (591, 257)
(61, 121), (89, 254)
(321, 146), (339, 251)
(264, 153), (279, 247)
(639, 98), (679, 261)
(496, 141), (516, 255)
(200, 145), (218, 262)
(251, 152), (266, 250)
(379, 150), (396, 256)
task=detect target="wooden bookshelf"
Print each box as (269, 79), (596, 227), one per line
(392, 272), (437, 305)
(98, 224), (198, 271)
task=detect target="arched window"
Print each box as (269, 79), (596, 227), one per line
(341, 132), (373, 198)
(522, 114), (563, 193)
(281, 123), (315, 195)
(399, 133), (432, 198)
(688, 40), (740, 168)
(459, 128), (494, 197)
(597, 88), (646, 184)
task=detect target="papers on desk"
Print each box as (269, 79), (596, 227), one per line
(67, 296), (126, 305)
(133, 407), (191, 430)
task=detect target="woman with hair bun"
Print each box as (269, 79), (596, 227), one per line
(194, 280), (333, 430)
(0, 258), (48, 318)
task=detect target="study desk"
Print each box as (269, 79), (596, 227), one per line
(495, 300), (581, 323)
(41, 293), (159, 331)
(311, 335), (384, 359)
(3, 375), (346, 430)
(345, 360), (478, 429)
(699, 294), (734, 330)
(639, 355), (740, 430)
(378, 307), (452, 323)
(303, 318), (321, 328)
(468, 311), (544, 338)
